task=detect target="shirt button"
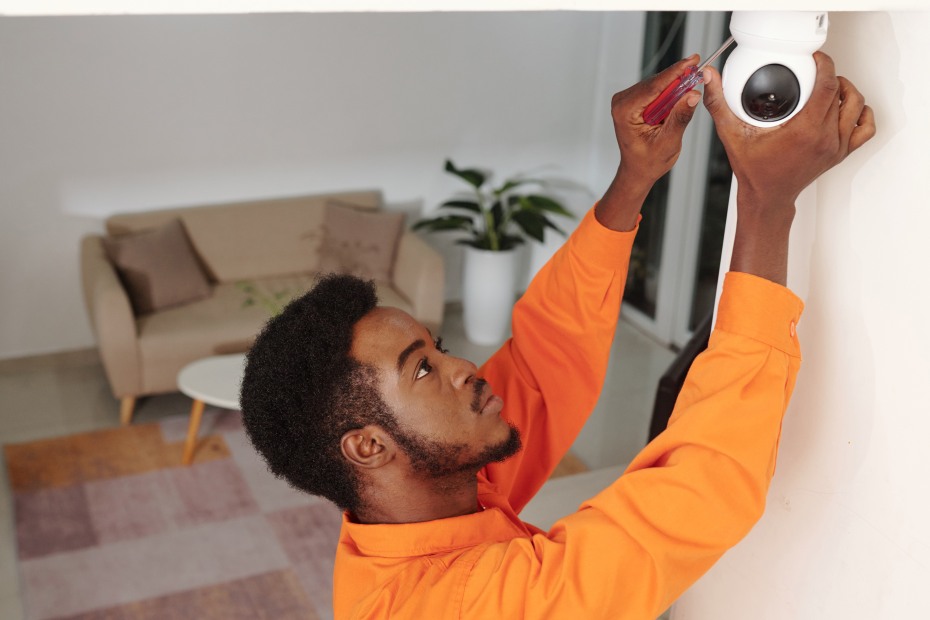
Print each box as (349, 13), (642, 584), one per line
(789, 321), (797, 338)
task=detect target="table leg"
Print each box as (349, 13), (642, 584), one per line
(119, 396), (136, 426)
(182, 399), (206, 465)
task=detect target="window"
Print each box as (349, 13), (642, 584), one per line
(621, 11), (733, 348)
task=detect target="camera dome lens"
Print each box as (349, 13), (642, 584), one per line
(741, 64), (801, 122)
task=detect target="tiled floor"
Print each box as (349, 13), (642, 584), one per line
(0, 303), (674, 620)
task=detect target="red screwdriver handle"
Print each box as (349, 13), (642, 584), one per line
(643, 76), (685, 124)
(642, 66), (701, 126)
(643, 36), (734, 125)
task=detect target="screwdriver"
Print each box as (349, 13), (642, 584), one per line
(642, 35), (736, 126)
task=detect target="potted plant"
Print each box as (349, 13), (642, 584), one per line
(414, 159), (575, 345)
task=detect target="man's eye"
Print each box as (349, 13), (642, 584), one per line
(434, 337), (448, 354)
(415, 358), (432, 380)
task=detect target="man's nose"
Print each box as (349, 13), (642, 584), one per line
(449, 356), (478, 390)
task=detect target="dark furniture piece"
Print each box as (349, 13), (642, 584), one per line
(648, 313), (714, 442)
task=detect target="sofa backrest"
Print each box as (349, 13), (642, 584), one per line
(105, 190), (382, 283)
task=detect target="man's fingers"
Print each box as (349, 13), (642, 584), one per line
(643, 54), (700, 100)
(701, 66), (737, 130)
(668, 89), (701, 131)
(836, 76), (865, 152)
(848, 104), (876, 154)
(806, 52), (840, 121)
(833, 76), (875, 156)
(824, 74), (842, 133)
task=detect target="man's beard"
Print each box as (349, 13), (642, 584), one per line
(393, 422), (523, 480)
(390, 378), (523, 480)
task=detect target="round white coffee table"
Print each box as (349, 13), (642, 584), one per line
(177, 353), (246, 465)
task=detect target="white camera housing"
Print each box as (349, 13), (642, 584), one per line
(722, 11), (829, 127)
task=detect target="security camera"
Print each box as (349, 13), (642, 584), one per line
(721, 11), (829, 127)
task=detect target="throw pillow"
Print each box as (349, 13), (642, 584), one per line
(103, 218), (212, 315)
(319, 202), (406, 282)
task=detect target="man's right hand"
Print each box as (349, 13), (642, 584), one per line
(597, 55), (704, 231)
(702, 51), (876, 210)
(612, 55), (704, 189)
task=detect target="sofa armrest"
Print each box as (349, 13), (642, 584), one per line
(80, 235), (142, 398)
(391, 231), (445, 334)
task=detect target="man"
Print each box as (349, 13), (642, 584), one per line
(240, 52), (874, 618)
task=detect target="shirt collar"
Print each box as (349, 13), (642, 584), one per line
(340, 503), (529, 558)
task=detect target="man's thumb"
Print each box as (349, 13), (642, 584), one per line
(701, 67), (731, 124)
(669, 90), (700, 130)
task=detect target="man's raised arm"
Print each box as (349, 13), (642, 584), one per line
(479, 56), (707, 511)
(460, 52), (876, 619)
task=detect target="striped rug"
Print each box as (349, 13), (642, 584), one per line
(4, 408), (341, 620)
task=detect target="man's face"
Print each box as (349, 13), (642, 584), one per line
(350, 306), (520, 477)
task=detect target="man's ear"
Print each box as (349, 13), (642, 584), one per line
(341, 425), (394, 469)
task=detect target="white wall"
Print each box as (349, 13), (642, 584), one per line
(0, 12), (644, 360)
(674, 12), (930, 619)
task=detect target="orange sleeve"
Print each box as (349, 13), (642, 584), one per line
(461, 272), (804, 618)
(477, 207), (637, 513)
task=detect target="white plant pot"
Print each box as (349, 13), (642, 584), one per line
(462, 246), (519, 345)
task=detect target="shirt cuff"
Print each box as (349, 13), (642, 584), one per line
(715, 272), (805, 359)
(567, 205), (641, 267)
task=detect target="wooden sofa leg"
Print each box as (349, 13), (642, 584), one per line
(119, 396), (136, 426)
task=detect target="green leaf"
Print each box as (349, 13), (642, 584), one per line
(524, 194), (574, 218)
(498, 234), (525, 250)
(456, 236), (495, 250)
(490, 201), (504, 228)
(511, 210), (547, 243)
(493, 178), (540, 196)
(445, 159), (486, 189)
(439, 200), (481, 213)
(539, 213), (567, 236)
(412, 215), (475, 232)
(456, 235), (522, 251)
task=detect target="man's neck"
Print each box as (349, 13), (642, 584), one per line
(353, 469), (482, 524)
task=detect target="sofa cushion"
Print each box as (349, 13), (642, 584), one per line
(105, 191), (383, 283)
(319, 202), (406, 282)
(103, 219), (212, 315)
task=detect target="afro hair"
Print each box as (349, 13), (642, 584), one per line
(239, 273), (397, 512)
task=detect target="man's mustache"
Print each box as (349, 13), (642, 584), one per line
(470, 379), (489, 413)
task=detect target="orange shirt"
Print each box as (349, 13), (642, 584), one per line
(334, 207), (804, 619)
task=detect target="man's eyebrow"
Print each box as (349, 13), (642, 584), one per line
(397, 339), (426, 373)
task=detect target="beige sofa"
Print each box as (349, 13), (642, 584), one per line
(80, 190), (444, 424)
